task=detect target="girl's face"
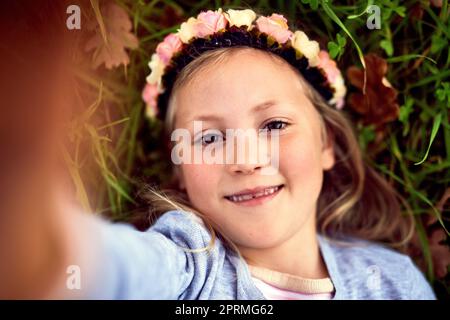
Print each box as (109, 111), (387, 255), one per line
(173, 49), (335, 251)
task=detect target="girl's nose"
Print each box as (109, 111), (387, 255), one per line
(229, 163), (262, 175)
(226, 131), (271, 175)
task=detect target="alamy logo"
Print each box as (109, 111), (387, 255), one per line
(170, 121), (280, 175)
(66, 265), (81, 290)
(366, 5), (381, 30)
(66, 5), (81, 30)
(366, 265), (381, 291)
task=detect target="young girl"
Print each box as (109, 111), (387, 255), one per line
(4, 7), (436, 300)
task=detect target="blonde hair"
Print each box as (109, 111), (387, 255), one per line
(143, 47), (414, 254)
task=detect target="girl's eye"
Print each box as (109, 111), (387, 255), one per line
(261, 120), (289, 133)
(197, 131), (224, 145)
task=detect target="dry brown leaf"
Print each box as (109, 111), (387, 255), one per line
(409, 189), (450, 279)
(429, 228), (450, 278)
(85, 1), (138, 69)
(346, 54), (400, 128)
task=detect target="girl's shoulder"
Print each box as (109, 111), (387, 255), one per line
(150, 209), (224, 253)
(149, 210), (241, 299)
(156, 209), (206, 226)
(319, 234), (436, 299)
(320, 234), (411, 265)
(151, 209), (211, 237)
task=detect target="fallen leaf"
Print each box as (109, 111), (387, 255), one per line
(431, 0), (443, 8)
(85, 1), (139, 69)
(429, 228), (450, 278)
(346, 53), (400, 128)
(428, 189), (450, 279)
(408, 188), (450, 279)
(410, 3), (424, 21)
(421, 188), (450, 227)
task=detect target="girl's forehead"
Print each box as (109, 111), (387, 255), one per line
(174, 51), (308, 120)
(194, 50), (297, 89)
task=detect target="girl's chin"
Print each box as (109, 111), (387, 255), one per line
(232, 229), (287, 249)
(235, 238), (287, 253)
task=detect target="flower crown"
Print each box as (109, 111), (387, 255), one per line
(142, 8), (347, 120)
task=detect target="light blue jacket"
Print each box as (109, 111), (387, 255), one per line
(83, 210), (436, 299)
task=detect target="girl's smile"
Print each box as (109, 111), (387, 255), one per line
(224, 184), (284, 207)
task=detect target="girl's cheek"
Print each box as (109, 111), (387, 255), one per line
(182, 164), (208, 187)
(182, 163), (219, 198)
(278, 133), (323, 179)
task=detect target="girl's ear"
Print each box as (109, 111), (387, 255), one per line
(321, 126), (335, 171)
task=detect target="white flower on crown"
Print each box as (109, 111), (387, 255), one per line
(329, 75), (347, 109)
(178, 17), (198, 44)
(224, 9), (257, 30)
(146, 53), (165, 90)
(291, 30), (320, 67)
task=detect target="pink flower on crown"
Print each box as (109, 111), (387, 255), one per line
(317, 50), (346, 109)
(156, 33), (183, 65)
(317, 50), (340, 83)
(335, 98), (345, 110)
(142, 83), (159, 118)
(256, 14), (293, 44)
(195, 9), (228, 38)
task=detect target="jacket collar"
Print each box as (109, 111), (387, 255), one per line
(232, 233), (348, 300)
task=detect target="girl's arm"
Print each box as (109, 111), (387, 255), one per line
(75, 212), (191, 299)
(0, 155), (190, 299)
(0, 120), (188, 299)
(0, 161), (74, 298)
(0, 2), (190, 298)
(0, 87), (189, 299)
(0, 178), (189, 299)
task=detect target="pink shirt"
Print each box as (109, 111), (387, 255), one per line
(248, 265), (335, 300)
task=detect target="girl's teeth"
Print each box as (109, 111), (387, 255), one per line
(228, 186), (280, 202)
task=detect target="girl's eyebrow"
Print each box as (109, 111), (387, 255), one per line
(190, 100), (278, 123)
(252, 100), (277, 112)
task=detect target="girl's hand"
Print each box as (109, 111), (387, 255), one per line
(0, 5), (87, 296)
(0, 69), (78, 298)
